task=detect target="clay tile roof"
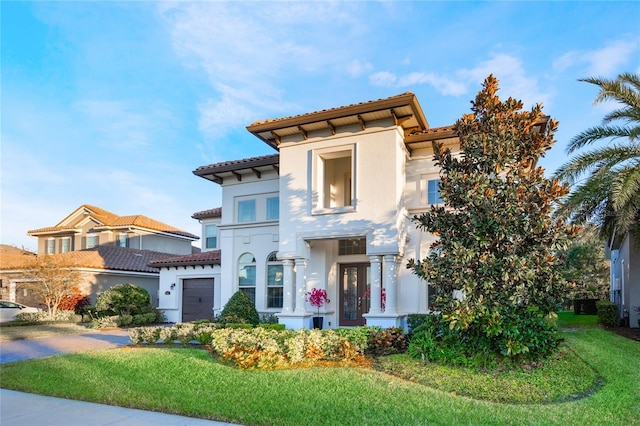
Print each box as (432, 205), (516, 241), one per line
(0, 245), (37, 269)
(148, 249), (221, 268)
(192, 208), (222, 219)
(28, 204), (198, 240)
(248, 92), (417, 126)
(0, 246), (174, 273)
(193, 154), (280, 175)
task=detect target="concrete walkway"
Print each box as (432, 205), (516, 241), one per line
(0, 329), (241, 426)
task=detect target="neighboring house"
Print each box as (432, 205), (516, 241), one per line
(157, 92), (479, 328)
(609, 231), (640, 328)
(28, 204), (198, 256)
(1, 205), (199, 307)
(0, 245), (37, 304)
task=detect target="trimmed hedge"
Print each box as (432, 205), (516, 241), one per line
(218, 291), (260, 326)
(596, 300), (619, 327)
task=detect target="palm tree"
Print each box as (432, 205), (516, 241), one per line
(554, 72), (640, 245)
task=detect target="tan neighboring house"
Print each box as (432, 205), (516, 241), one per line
(0, 205), (199, 308)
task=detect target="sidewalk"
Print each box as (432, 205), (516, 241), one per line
(0, 389), (240, 426)
(0, 329), (242, 425)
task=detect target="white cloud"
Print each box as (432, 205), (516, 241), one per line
(553, 38), (639, 77)
(397, 72), (466, 96)
(369, 71), (397, 87)
(347, 60), (373, 78)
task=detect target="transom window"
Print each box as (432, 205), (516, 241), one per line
(266, 252), (283, 308)
(205, 225), (217, 249)
(339, 238), (367, 255)
(238, 200), (256, 223)
(238, 253), (256, 304)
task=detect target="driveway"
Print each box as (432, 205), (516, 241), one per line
(0, 328), (131, 364)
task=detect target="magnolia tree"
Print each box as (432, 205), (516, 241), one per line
(408, 75), (579, 360)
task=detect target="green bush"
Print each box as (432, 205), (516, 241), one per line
(258, 323), (286, 331)
(218, 291), (260, 326)
(95, 284), (152, 316)
(596, 301), (619, 327)
(407, 314), (431, 334)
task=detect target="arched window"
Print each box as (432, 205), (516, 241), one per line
(238, 253), (256, 303)
(266, 252), (283, 308)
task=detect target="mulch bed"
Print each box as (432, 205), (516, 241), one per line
(609, 326), (640, 342)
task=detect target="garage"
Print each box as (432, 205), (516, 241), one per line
(182, 278), (214, 321)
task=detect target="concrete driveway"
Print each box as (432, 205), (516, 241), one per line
(0, 328), (132, 364)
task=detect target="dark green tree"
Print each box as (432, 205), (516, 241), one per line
(95, 283), (152, 316)
(554, 73), (640, 243)
(218, 290), (260, 326)
(408, 75), (578, 360)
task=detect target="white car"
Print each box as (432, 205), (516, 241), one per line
(0, 300), (41, 323)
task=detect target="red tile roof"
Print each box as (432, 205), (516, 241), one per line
(28, 204), (198, 240)
(192, 208), (222, 219)
(0, 246), (174, 273)
(148, 250), (221, 268)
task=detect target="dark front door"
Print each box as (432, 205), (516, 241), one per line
(339, 263), (370, 326)
(182, 278), (214, 322)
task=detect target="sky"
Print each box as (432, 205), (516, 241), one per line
(2, 1), (639, 252)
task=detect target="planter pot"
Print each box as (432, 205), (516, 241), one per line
(312, 316), (323, 329)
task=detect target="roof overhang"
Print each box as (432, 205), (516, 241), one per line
(246, 92), (429, 150)
(193, 154), (280, 184)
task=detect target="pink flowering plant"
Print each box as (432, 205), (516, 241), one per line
(306, 288), (330, 316)
(363, 288), (386, 311)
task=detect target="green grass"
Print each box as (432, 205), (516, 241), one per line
(1, 327), (639, 425)
(557, 311), (599, 328)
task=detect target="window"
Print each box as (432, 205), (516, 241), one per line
(117, 233), (128, 248)
(238, 253), (256, 304)
(205, 225), (217, 249)
(427, 179), (444, 204)
(61, 237), (71, 253)
(319, 149), (353, 209)
(339, 238), (367, 255)
(238, 200), (256, 222)
(266, 252), (283, 308)
(86, 235), (98, 249)
(266, 197), (279, 220)
(46, 239), (55, 254)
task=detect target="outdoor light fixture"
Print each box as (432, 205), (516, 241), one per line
(170, 283), (176, 289)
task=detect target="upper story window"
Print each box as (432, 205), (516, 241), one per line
(266, 197), (279, 220)
(339, 238), (367, 255)
(46, 238), (55, 254)
(266, 252), (283, 308)
(117, 232), (129, 248)
(427, 179), (444, 205)
(61, 237), (71, 253)
(238, 252), (256, 304)
(237, 199), (256, 223)
(205, 225), (217, 249)
(319, 149), (353, 209)
(86, 235), (98, 249)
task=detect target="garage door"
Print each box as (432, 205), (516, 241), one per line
(182, 278), (214, 322)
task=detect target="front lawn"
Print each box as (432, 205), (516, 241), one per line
(1, 325), (638, 425)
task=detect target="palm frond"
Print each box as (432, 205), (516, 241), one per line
(567, 126), (634, 153)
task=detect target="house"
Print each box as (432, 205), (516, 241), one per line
(609, 231), (640, 328)
(27, 204), (198, 256)
(1, 205), (199, 307)
(156, 92), (473, 328)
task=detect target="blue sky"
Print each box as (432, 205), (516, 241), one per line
(2, 1), (639, 252)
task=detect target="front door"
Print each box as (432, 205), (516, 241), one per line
(182, 278), (214, 322)
(339, 263), (370, 326)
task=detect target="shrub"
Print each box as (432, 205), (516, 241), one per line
(258, 323), (286, 331)
(367, 327), (407, 356)
(95, 284), (152, 316)
(259, 312), (279, 324)
(58, 293), (92, 314)
(15, 310), (80, 323)
(407, 314), (431, 334)
(596, 301), (619, 327)
(159, 327), (177, 344)
(218, 291), (260, 326)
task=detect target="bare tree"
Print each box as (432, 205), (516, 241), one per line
(20, 255), (82, 318)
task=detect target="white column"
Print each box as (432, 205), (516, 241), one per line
(294, 258), (307, 314)
(383, 255), (398, 315)
(368, 255), (383, 315)
(281, 259), (294, 313)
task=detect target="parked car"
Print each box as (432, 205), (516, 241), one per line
(0, 300), (40, 323)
